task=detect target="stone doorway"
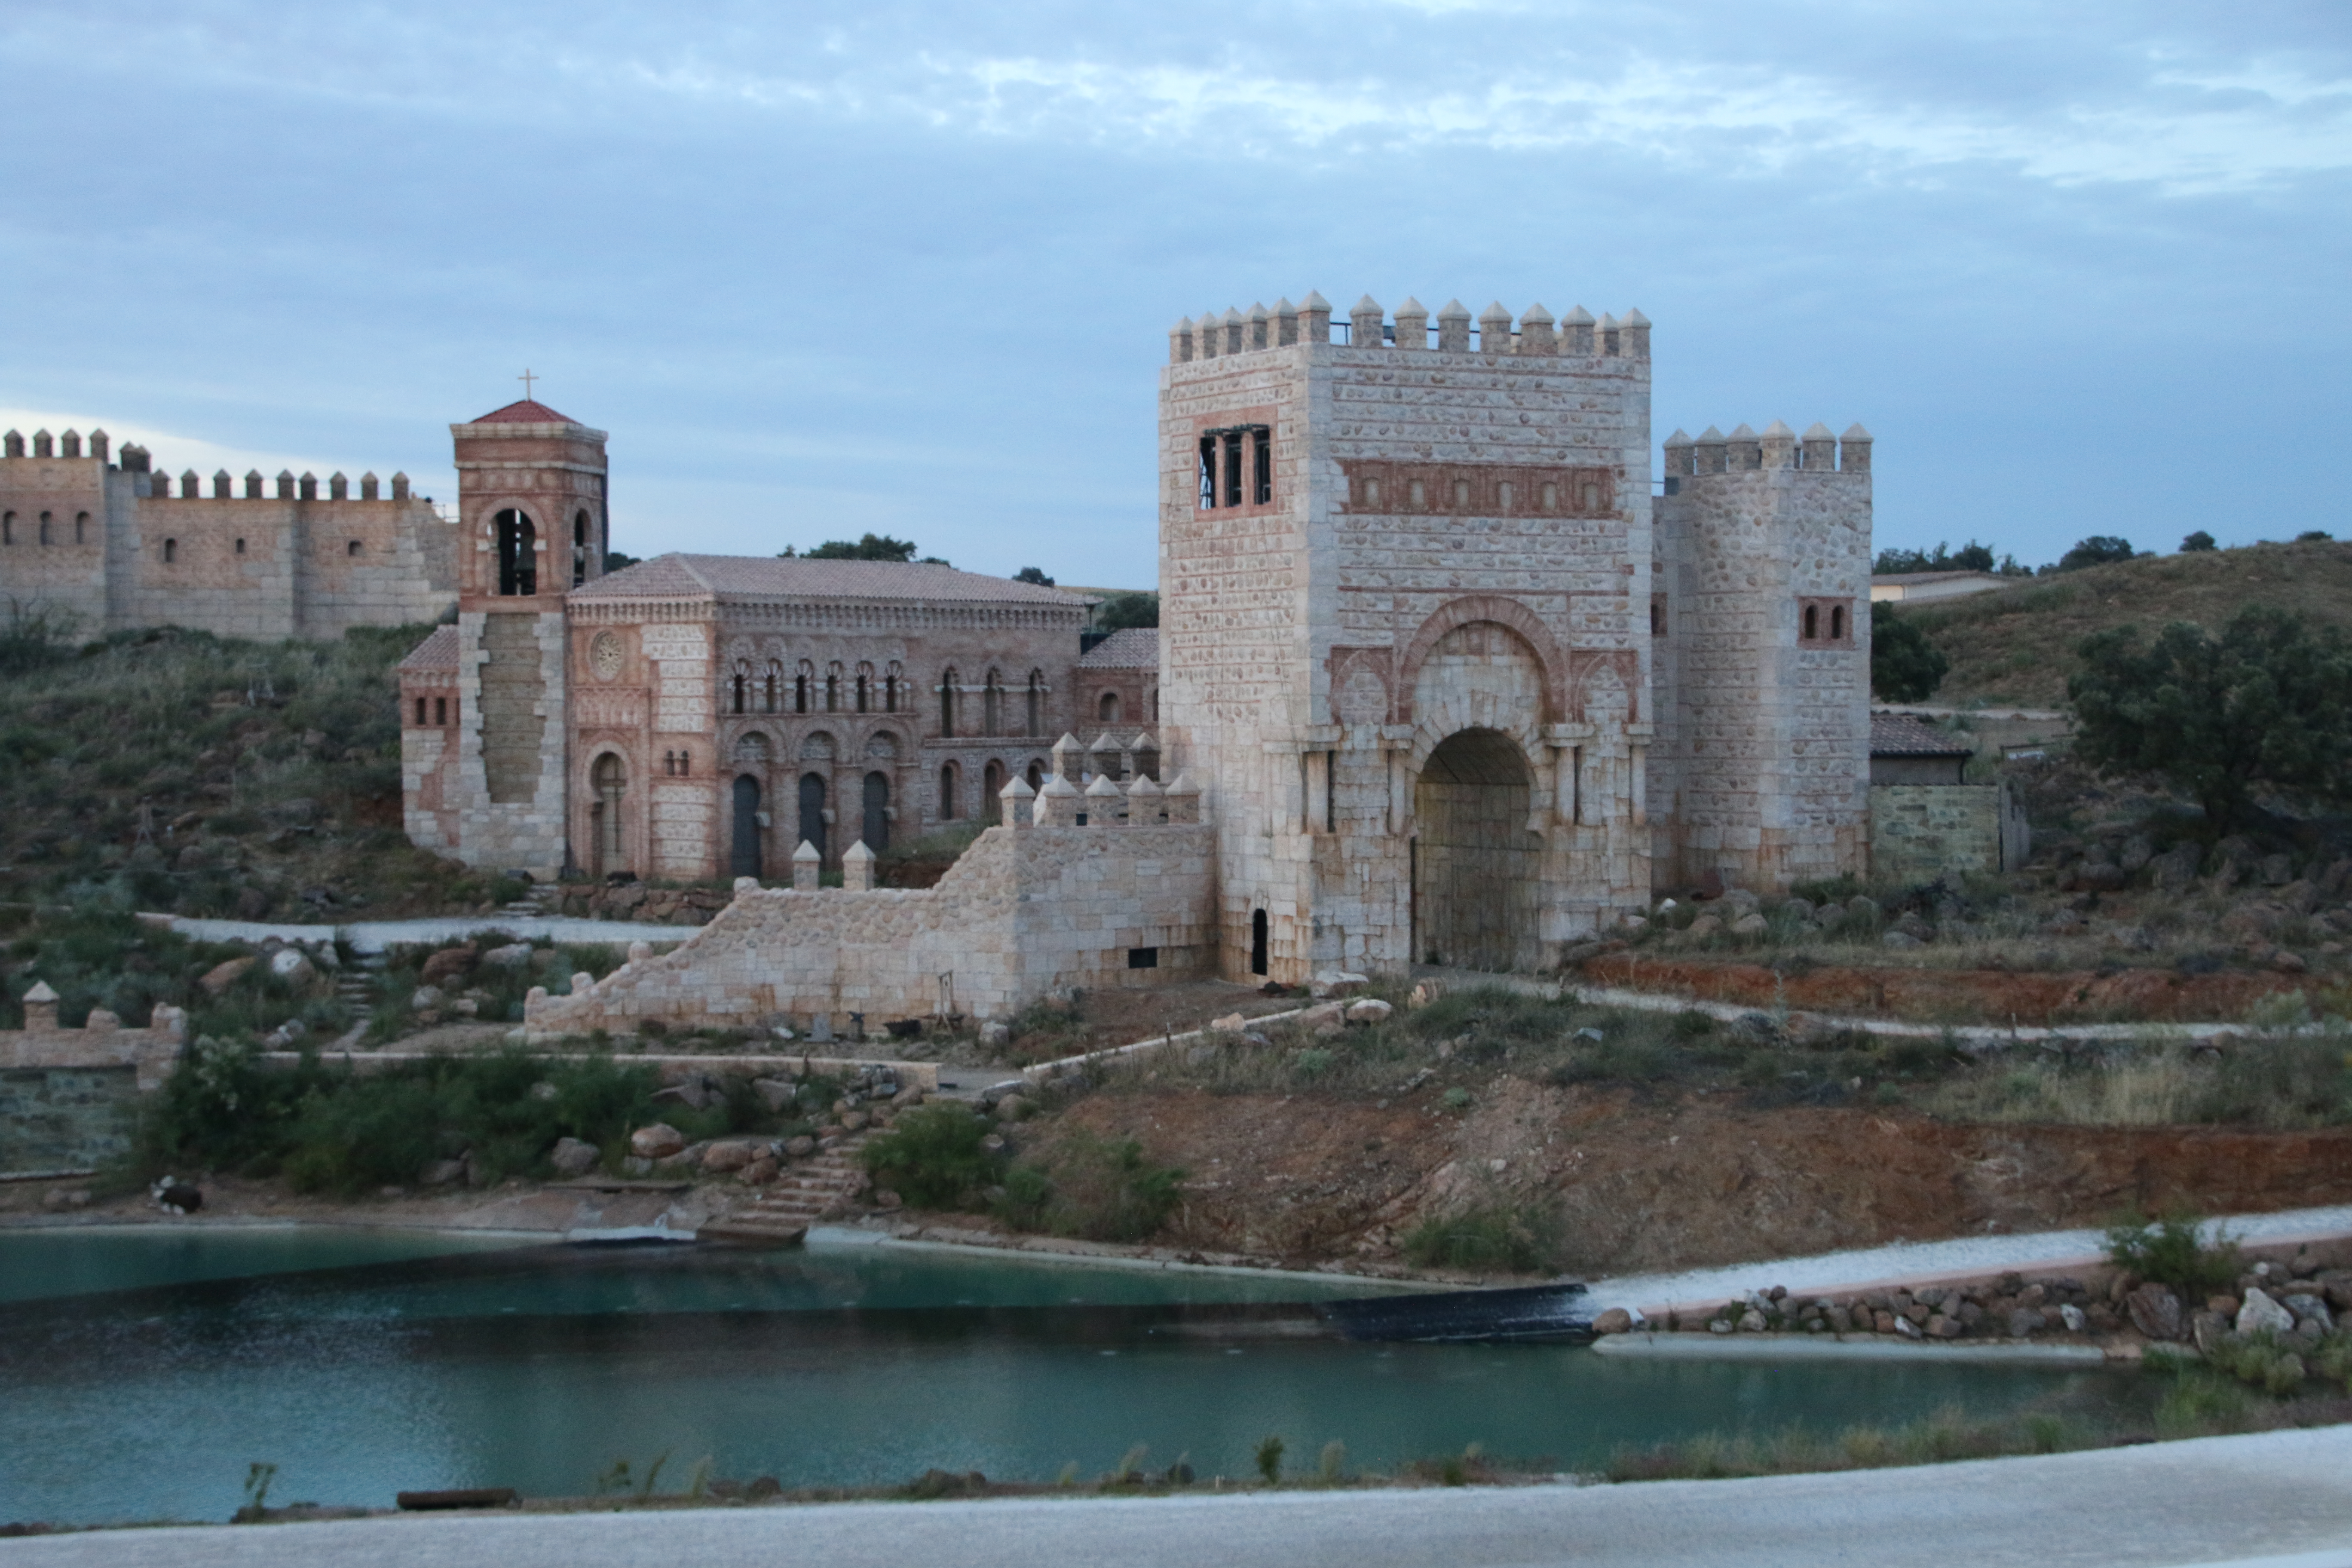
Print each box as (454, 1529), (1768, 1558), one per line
(1412, 727), (1537, 971)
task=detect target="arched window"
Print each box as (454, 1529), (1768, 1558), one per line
(856, 662), (873, 713)
(939, 668), (959, 737)
(435, 696), (447, 725)
(493, 508), (537, 595)
(591, 753), (627, 877)
(983, 669), (1004, 735)
(234, 538), (246, 555)
(730, 775), (763, 879)
(764, 664), (780, 714)
(731, 669), (748, 714)
(939, 761), (959, 819)
(983, 760), (1005, 808)
(861, 771), (891, 853)
(1831, 604), (1847, 640)
(163, 538), (178, 564)
(1099, 690), (1122, 725)
(797, 772), (828, 860)
(1025, 670), (1044, 736)
(347, 539), (362, 556)
(573, 510), (590, 587)
(795, 662), (813, 714)
(1026, 761), (1045, 790)
(74, 512), (87, 545)
(826, 662), (842, 713)
(38, 513), (52, 546)
(886, 661), (903, 713)
(415, 697), (427, 725)
(1803, 604), (1819, 640)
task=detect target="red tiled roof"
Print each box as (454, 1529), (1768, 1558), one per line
(570, 553), (1090, 608)
(1870, 714), (1975, 757)
(396, 625), (459, 671)
(1078, 628), (1159, 669)
(470, 399), (579, 426)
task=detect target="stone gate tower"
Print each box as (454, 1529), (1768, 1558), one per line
(1158, 296), (1660, 984)
(443, 399), (611, 876)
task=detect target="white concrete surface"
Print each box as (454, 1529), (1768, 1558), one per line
(6, 1426), (2349, 1568)
(1581, 1204), (2352, 1317)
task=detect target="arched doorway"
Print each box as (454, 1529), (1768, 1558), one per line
(591, 753), (626, 877)
(1412, 728), (1537, 971)
(797, 773), (827, 861)
(862, 772), (891, 853)
(982, 760), (1005, 812)
(731, 775), (763, 879)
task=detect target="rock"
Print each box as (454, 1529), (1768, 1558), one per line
(1209, 1012), (1251, 1034)
(1408, 981), (1445, 1009)
(993, 1095), (1031, 1122)
(873, 1188), (905, 1211)
(1310, 969), (1370, 999)
(199, 955), (258, 995)
(1729, 913), (1769, 938)
(1591, 1307), (1634, 1335)
(482, 943), (535, 968)
(266, 948), (316, 985)
(1737, 1309), (1766, 1332)
(1299, 1002), (1346, 1035)
(702, 1142), (756, 1173)
(549, 1137), (600, 1177)
(2059, 1303), (2087, 1334)
(420, 1158), (467, 1187)
(2236, 1287), (2296, 1336)
(1685, 914), (1724, 940)
(410, 985), (444, 1010)
(1723, 888), (1761, 917)
(2119, 836), (2155, 873)
(2269, 950), (2308, 974)
(783, 1135), (817, 1158)
(420, 946), (477, 985)
(1708, 1317), (1734, 1335)
(839, 1110), (870, 1133)
(1926, 1314), (1961, 1338)
(1881, 930), (1923, 950)
(752, 1078), (797, 1112)
(2191, 1311), (2230, 1353)
(2125, 1283), (2184, 1341)
(1893, 1314), (1923, 1339)
(2007, 1308), (2048, 1338)
(151, 1178), (202, 1213)
(629, 1123), (686, 1160)
(2149, 842), (2204, 889)
(2284, 1293), (2334, 1332)
(977, 1020), (1011, 1047)
(741, 1156), (779, 1185)
(2207, 1294), (2241, 1319)
(1846, 894), (1880, 920)
(1344, 998), (1394, 1026)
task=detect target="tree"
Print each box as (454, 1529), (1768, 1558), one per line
(1094, 591), (1159, 631)
(2180, 530), (2217, 552)
(602, 550), (640, 573)
(786, 533), (920, 562)
(2069, 607), (2352, 830)
(2055, 536), (2137, 572)
(2297, 530), (2334, 543)
(1870, 608), (1948, 702)
(1013, 567), (1055, 586)
(1872, 539), (1998, 575)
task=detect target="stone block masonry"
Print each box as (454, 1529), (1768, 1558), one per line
(0, 983), (187, 1174)
(524, 819), (1216, 1036)
(1870, 783), (2024, 884)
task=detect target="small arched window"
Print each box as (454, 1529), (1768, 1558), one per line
(1099, 691), (1122, 725)
(939, 669), (959, 737)
(347, 539), (362, 556)
(856, 663), (873, 714)
(435, 696), (447, 725)
(939, 761), (959, 819)
(38, 512), (52, 546)
(493, 508), (537, 595)
(234, 538), (246, 555)
(983, 669), (1004, 735)
(1831, 604), (1847, 640)
(983, 760), (1005, 807)
(74, 512), (87, 545)
(1026, 761), (1045, 791)
(763, 665), (780, 714)
(163, 538), (178, 564)
(1803, 604), (1819, 640)
(825, 662), (842, 713)
(573, 509), (590, 587)
(1025, 671), (1044, 736)
(415, 697), (427, 725)
(732, 671), (747, 714)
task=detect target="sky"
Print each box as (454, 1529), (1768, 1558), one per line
(4, 2), (2348, 587)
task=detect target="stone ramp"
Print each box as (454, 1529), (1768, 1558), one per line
(698, 1133), (873, 1247)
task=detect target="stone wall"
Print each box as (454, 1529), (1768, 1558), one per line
(1869, 783), (2013, 884)
(522, 816), (1216, 1035)
(0, 988), (187, 1175)
(0, 438), (456, 638)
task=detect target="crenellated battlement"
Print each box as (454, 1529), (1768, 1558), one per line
(1662, 420), (1871, 479)
(2, 429), (423, 502)
(1168, 294), (1650, 363)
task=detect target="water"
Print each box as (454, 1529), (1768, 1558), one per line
(0, 1228), (2138, 1527)
(0, 1224), (540, 1304)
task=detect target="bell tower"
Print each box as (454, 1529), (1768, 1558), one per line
(444, 397), (610, 876)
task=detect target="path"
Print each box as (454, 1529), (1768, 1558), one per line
(9, 1427), (2349, 1568)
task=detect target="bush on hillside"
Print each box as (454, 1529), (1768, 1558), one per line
(1400, 1197), (1562, 1274)
(994, 1130), (1183, 1242)
(2103, 1215), (2242, 1298)
(2180, 531), (2217, 552)
(2055, 536), (2138, 572)
(860, 1102), (1001, 1208)
(1871, 609), (1949, 702)
(2069, 606), (2352, 829)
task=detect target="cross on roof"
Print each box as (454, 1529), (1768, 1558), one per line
(518, 368), (538, 399)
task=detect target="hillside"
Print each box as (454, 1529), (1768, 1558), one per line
(1897, 538), (2352, 709)
(0, 620), (524, 919)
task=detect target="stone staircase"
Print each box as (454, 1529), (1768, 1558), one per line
(500, 882), (559, 921)
(326, 952), (386, 1047)
(698, 1132), (873, 1247)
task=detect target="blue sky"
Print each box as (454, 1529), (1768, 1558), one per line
(4, 2), (2347, 586)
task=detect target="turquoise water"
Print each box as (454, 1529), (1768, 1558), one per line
(0, 1225), (542, 1303)
(0, 1230), (2137, 1527)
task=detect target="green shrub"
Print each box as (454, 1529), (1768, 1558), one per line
(2104, 1215), (2241, 1297)
(995, 1131), (1183, 1243)
(861, 1102), (1001, 1208)
(1400, 1198), (1560, 1274)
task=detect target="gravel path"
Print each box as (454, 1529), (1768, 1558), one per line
(1582, 1203), (2352, 1314)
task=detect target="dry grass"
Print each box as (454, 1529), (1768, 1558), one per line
(1902, 537), (2352, 708)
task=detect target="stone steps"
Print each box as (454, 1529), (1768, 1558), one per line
(699, 1135), (873, 1246)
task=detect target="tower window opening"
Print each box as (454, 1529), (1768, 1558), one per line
(795, 673), (809, 713)
(764, 670), (778, 713)
(435, 696), (447, 725)
(415, 697), (427, 725)
(1452, 479), (1470, 507)
(856, 671), (870, 713)
(1223, 432), (1243, 508)
(234, 538), (246, 554)
(573, 510), (589, 586)
(1831, 604), (1847, 640)
(493, 508), (538, 595)
(1497, 481), (1513, 511)
(1197, 436), (1217, 510)
(1580, 482), (1600, 511)
(2, 514), (12, 546)
(1803, 604), (1819, 640)
(74, 512), (87, 544)
(826, 668), (840, 712)
(939, 670), (958, 737)
(347, 539), (362, 556)
(732, 674), (747, 714)
(39, 513), (52, 546)
(1542, 481), (1558, 510)
(939, 762), (959, 820)
(1409, 479), (1426, 508)
(163, 538), (177, 563)
(1253, 429), (1272, 505)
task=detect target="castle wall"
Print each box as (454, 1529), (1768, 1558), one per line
(521, 818), (1216, 1035)
(0, 992), (186, 1175)
(0, 435), (455, 638)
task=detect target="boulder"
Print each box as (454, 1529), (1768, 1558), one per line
(702, 1142), (756, 1173)
(2283, 1293), (2334, 1332)
(1591, 1307), (1634, 1335)
(1408, 981), (1444, 1009)
(629, 1123), (686, 1160)
(2059, 1303), (2087, 1333)
(740, 1156), (779, 1185)
(1345, 998), (1394, 1026)
(1209, 1013), (1249, 1033)
(199, 956), (257, 995)
(2149, 842), (2204, 889)
(420, 1158), (467, 1187)
(1686, 914), (1724, 940)
(873, 1189), (905, 1211)
(1311, 969), (1370, 999)
(979, 1021), (1011, 1047)
(420, 946), (478, 985)
(2260, 852), (2297, 887)
(752, 1078), (798, 1112)
(267, 947), (316, 985)
(2125, 1283), (2184, 1341)
(1299, 1002), (1346, 1036)
(993, 1096), (1032, 1122)
(784, 1136), (817, 1158)
(410, 984), (444, 1010)
(1729, 913), (1769, 938)
(1723, 888), (1761, 917)
(549, 1137), (600, 1177)
(1845, 894), (1880, 921)
(481, 943), (535, 968)
(1881, 930), (1923, 950)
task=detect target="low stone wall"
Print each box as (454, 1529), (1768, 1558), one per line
(1870, 783), (2027, 883)
(0, 988), (187, 1174)
(523, 821), (1216, 1037)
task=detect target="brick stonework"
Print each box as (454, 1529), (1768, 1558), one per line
(0, 431), (453, 637)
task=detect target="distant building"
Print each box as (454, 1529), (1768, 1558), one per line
(1869, 570), (2011, 603)
(1868, 714), (1975, 785)
(0, 426), (454, 637)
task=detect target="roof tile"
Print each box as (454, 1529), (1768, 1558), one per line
(569, 553), (1090, 608)
(1078, 628), (1159, 669)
